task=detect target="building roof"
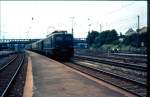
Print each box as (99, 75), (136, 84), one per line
(125, 28), (136, 36)
(139, 27), (147, 33)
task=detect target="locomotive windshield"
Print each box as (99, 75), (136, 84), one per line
(65, 35), (72, 41)
(55, 36), (63, 41)
(54, 34), (73, 47)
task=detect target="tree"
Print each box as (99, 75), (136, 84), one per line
(86, 30), (99, 47)
(96, 29), (119, 45)
(86, 29), (119, 48)
(123, 33), (140, 47)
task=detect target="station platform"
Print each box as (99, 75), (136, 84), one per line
(23, 51), (137, 97)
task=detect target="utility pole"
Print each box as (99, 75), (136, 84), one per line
(71, 17), (74, 36)
(138, 15), (140, 32)
(87, 18), (91, 49)
(88, 18), (91, 34)
(100, 24), (102, 32)
(137, 15), (140, 48)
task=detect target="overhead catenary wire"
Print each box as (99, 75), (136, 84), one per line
(97, 2), (147, 33)
(101, 12), (146, 33)
(99, 2), (135, 19)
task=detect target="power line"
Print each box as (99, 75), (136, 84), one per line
(108, 16), (136, 25)
(107, 19), (136, 29)
(99, 2), (135, 18)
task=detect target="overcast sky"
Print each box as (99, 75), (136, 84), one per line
(0, 1), (147, 39)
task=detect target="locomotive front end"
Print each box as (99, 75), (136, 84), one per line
(54, 33), (74, 60)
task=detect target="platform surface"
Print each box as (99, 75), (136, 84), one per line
(28, 51), (136, 97)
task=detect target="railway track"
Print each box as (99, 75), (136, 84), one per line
(75, 49), (147, 59)
(0, 53), (25, 97)
(0, 55), (18, 71)
(111, 53), (147, 59)
(93, 54), (146, 64)
(75, 51), (147, 64)
(74, 55), (147, 72)
(64, 61), (147, 97)
(73, 58), (146, 84)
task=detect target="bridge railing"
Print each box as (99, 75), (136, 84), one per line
(0, 39), (40, 44)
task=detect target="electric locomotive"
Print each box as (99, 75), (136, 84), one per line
(29, 30), (74, 61)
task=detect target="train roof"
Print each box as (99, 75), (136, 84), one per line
(30, 30), (72, 45)
(52, 30), (67, 34)
(47, 30), (72, 37)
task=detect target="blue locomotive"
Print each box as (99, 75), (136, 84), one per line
(28, 30), (74, 61)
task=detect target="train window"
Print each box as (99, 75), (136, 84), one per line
(55, 36), (63, 41)
(65, 35), (72, 41)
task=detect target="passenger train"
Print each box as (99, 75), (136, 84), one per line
(27, 30), (74, 61)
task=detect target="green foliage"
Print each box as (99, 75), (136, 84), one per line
(86, 28), (147, 50)
(91, 44), (99, 48)
(86, 30), (99, 47)
(123, 33), (138, 47)
(86, 29), (119, 48)
(123, 32), (147, 47)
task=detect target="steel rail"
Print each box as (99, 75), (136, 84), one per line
(65, 62), (146, 97)
(75, 54), (147, 65)
(0, 54), (25, 97)
(73, 58), (146, 84)
(74, 55), (147, 71)
(71, 61), (146, 86)
(0, 55), (18, 72)
(111, 53), (147, 59)
(75, 53), (147, 64)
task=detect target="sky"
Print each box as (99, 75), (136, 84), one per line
(0, 1), (147, 39)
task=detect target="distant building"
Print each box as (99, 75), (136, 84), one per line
(125, 28), (136, 36)
(139, 27), (147, 33)
(125, 27), (147, 36)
